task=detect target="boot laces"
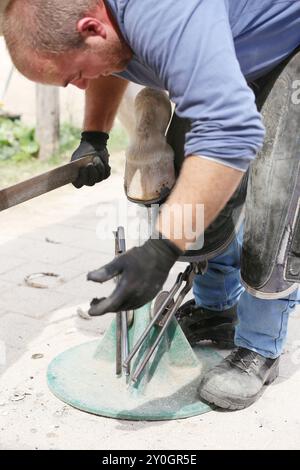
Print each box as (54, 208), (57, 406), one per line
(227, 348), (259, 374)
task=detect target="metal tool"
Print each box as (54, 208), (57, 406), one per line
(124, 261), (207, 383)
(0, 154), (96, 212)
(114, 227), (131, 377)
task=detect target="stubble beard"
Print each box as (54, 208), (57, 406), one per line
(96, 35), (132, 74)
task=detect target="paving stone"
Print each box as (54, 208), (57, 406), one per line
(43, 303), (113, 339)
(0, 255), (27, 275)
(0, 287), (73, 319)
(24, 224), (113, 255)
(0, 313), (43, 349)
(60, 250), (113, 275)
(0, 280), (13, 295)
(0, 343), (30, 376)
(55, 269), (115, 299)
(1, 238), (82, 266)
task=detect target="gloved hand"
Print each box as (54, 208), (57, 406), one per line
(71, 131), (111, 188)
(87, 236), (183, 315)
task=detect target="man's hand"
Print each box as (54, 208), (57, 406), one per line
(71, 76), (129, 188)
(87, 236), (183, 315)
(71, 131), (111, 188)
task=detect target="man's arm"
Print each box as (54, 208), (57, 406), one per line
(157, 156), (244, 252)
(84, 75), (129, 132)
(71, 75), (129, 188)
(87, 156), (244, 316)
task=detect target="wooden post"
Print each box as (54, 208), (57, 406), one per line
(36, 85), (60, 160)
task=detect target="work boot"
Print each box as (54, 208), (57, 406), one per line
(198, 347), (280, 410)
(176, 300), (237, 348)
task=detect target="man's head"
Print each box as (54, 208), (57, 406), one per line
(2, 0), (132, 89)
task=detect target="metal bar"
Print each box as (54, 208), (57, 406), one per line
(114, 229), (123, 376)
(117, 227), (126, 253)
(0, 155), (95, 212)
(123, 272), (184, 370)
(121, 311), (130, 376)
(115, 227), (130, 376)
(115, 312), (122, 376)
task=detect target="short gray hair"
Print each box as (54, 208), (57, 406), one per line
(3, 0), (99, 54)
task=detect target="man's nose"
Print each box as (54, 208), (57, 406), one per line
(71, 78), (89, 90)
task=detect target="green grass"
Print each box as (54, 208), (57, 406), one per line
(0, 122), (128, 188)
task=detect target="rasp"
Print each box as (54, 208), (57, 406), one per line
(0, 154), (95, 212)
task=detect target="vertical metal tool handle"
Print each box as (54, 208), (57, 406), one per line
(114, 227), (130, 377)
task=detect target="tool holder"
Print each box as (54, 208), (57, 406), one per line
(48, 222), (222, 420)
(115, 226), (208, 384)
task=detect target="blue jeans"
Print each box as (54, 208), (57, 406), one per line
(193, 226), (299, 359)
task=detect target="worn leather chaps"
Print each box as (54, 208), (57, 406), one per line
(167, 47), (300, 299)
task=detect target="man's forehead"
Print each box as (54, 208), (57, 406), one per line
(23, 51), (65, 86)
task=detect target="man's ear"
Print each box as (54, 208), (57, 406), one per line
(77, 18), (107, 39)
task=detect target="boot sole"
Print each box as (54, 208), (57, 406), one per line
(212, 340), (235, 350)
(189, 338), (235, 349)
(199, 364), (279, 411)
(186, 327), (236, 349)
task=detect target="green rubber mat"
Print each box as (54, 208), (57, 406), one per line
(48, 304), (222, 421)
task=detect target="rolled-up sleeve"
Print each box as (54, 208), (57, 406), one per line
(123, 0), (265, 171)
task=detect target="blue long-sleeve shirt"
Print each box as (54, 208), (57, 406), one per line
(106, 0), (300, 171)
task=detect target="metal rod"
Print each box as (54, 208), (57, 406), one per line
(123, 272), (183, 370)
(114, 229), (124, 376)
(121, 311), (130, 376)
(131, 272), (194, 383)
(117, 226), (126, 253)
(115, 227), (130, 377)
(116, 312), (122, 376)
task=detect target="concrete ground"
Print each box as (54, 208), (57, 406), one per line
(0, 173), (300, 450)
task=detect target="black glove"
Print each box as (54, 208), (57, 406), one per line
(87, 236), (183, 315)
(71, 131), (111, 188)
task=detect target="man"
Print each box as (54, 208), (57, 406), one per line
(1, 0), (300, 410)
